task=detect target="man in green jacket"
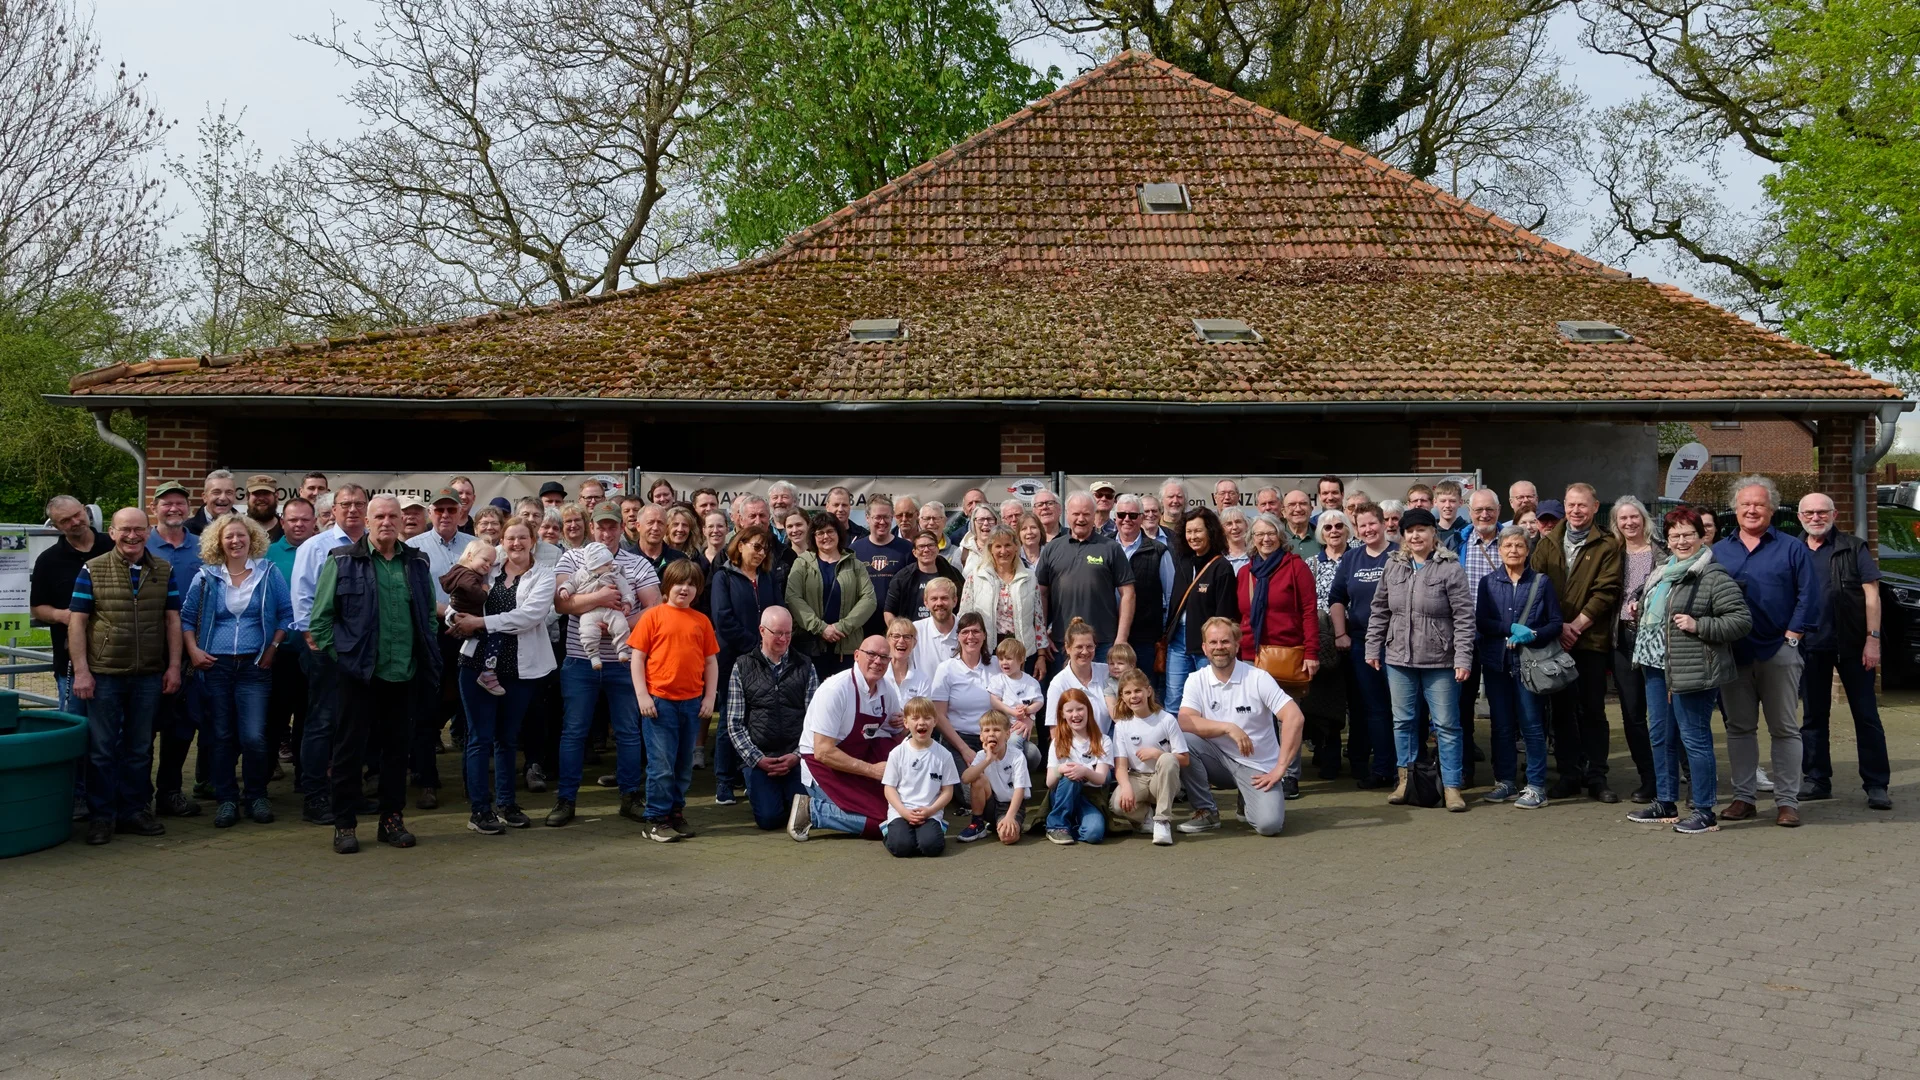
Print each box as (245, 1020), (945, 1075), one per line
(1530, 483), (1624, 803)
(68, 507), (183, 845)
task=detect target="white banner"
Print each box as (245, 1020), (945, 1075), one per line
(1060, 473), (1481, 508)
(239, 471), (624, 508)
(640, 474), (1051, 526)
(1663, 442), (1708, 501)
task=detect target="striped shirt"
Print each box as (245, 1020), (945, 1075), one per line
(553, 545), (658, 662)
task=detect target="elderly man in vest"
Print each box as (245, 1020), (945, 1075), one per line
(724, 606), (820, 830)
(69, 507), (183, 846)
(1796, 492), (1891, 811)
(308, 494), (442, 854)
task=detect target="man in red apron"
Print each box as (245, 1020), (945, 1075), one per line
(788, 637), (902, 840)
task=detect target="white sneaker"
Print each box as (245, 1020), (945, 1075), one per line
(1756, 766), (1775, 793)
(1152, 820), (1174, 846)
(787, 793), (810, 842)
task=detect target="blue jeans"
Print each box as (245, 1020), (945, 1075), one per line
(1350, 655), (1395, 780)
(203, 656), (274, 803)
(1482, 667), (1548, 788)
(458, 668), (537, 812)
(298, 644), (338, 800)
(85, 673), (161, 820)
(1164, 647), (1203, 717)
(1386, 665), (1463, 788)
(808, 781), (873, 837)
(745, 764), (806, 829)
(1645, 668), (1719, 809)
(643, 695), (702, 819)
(1044, 776), (1106, 843)
(557, 656), (644, 800)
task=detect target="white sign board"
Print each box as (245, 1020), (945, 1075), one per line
(241, 472), (621, 508)
(1663, 443), (1708, 501)
(640, 474), (1049, 525)
(1061, 473), (1480, 508)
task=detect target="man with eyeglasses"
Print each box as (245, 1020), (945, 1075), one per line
(787, 636), (902, 841)
(1113, 493), (1172, 691)
(405, 486), (476, 811)
(68, 507), (183, 845)
(1091, 481), (1119, 535)
(1796, 492), (1891, 810)
(726, 606), (819, 830)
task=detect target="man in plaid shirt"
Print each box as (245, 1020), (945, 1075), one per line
(725, 607), (819, 830)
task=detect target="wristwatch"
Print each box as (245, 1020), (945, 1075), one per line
(1869, 630), (1882, 639)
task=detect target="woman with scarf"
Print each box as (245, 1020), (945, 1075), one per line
(1365, 508), (1475, 811)
(1236, 513), (1319, 799)
(1626, 506), (1751, 835)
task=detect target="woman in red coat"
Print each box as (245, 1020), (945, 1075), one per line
(1237, 513), (1321, 678)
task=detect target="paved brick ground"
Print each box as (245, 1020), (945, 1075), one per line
(4, 691), (1918, 1080)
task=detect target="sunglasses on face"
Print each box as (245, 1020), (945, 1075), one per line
(1115, 511), (1141, 520)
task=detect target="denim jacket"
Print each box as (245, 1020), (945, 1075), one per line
(181, 559), (293, 662)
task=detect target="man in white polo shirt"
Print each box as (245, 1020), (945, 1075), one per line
(1177, 616), (1304, 836)
(789, 637), (903, 841)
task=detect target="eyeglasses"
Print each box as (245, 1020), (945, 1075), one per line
(1799, 509), (1833, 517)
(763, 628), (793, 638)
(856, 649), (889, 661)
(1114, 511), (1140, 520)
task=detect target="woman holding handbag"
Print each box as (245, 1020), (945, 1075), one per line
(1365, 508), (1475, 812)
(1163, 509), (1240, 710)
(1475, 526), (1563, 809)
(1237, 514), (1320, 693)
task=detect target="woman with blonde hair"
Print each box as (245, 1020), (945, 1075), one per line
(181, 513), (292, 829)
(558, 502), (589, 550)
(958, 527), (1045, 679)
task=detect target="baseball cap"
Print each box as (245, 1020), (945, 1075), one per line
(488, 497), (512, 513)
(1090, 480), (1117, 495)
(398, 494), (430, 511)
(152, 480), (191, 500)
(1535, 499), (1565, 522)
(591, 504), (623, 524)
(245, 474), (277, 494)
(1399, 507), (1439, 531)
(538, 481), (566, 498)
(431, 486), (461, 506)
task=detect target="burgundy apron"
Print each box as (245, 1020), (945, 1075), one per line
(809, 693), (898, 840)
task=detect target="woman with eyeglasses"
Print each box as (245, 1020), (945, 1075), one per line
(1302, 510), (1353, 781)
(884, 529), (963, 621)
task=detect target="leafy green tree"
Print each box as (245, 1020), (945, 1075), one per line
(700, 0), (1059, 257)
(0, 302), (142, 521)
(1765, 0), (1920, 376)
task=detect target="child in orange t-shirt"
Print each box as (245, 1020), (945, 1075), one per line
(626, 559), (720, 840)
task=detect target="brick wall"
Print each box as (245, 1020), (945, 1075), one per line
(1817, 416), (1878, 544)
(1415, 421), (1462, 472)
(1000, 421), (1045, 474)
(583, 421), (631, 475)
(143, 416), (213, 506)
(1690, 420), (1814, 474)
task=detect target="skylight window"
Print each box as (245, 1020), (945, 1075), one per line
(1556, 320), (1633, 343)
(848, 318), (904, 342)
(1138, 182), (1192, 214)
(1192, 318), (1261, 344)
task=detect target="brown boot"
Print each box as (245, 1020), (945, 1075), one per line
(1387, 768), (1410, 805)
(1444, 787), (1467, 812)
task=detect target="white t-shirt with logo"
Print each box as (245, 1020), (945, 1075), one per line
(969, 744), (1032, 803)
(1045, 733), (1114, 775)
(1110, 710), (1190, 777)
(798, 668), (902, 788)
(881, 739), (957, 825)
(989, 670), (1044, 714)
(930, 656), (995, 735)
(1045, 662), (1114, 735)
(1179, 659), (1292, 773)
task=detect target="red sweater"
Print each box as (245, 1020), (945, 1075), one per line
(1236, 554), (1320, 661)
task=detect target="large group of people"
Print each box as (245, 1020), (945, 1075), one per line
(30, 466), (1891, 857)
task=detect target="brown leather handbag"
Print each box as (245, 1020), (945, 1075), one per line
(1255, 645), (1311, 696)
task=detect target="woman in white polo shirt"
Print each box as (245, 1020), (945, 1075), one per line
(1045, 617), (1113, 735)
(931, 612), (996, 777)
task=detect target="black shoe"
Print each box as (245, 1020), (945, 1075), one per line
(1282, 777), (1302, 801)
(1355, 773), (1392, 790)
(416, 788), (438, 811)
(496, 804), (532, 828)
(545, 799), (575, 827)
(85, 819), (113, 845)
(333, 826), (359, 854)
(667, 812), (696, 837)
(1316, 762), (1341, 781)
(378, 812), (416, 848)
(618, 793), (647, 823)
(248, 797), (274, 824)
(155, 791), (201, 817)
(72, 797), (90, 823)
(1589, 783), (1619, 804)
(302, 798), (336, 826)
(1545, 776), (1584, 800)
(1628, 780), (1655, 805)
(467, 809), (506, 835)
(117, 810), (166, 837)
(1801, 783), (1833, 801)
(1867, 787), (1893, 811)
(213, 801), (240, 829)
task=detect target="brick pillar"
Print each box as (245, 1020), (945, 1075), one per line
(143, 415), (213, 506)
(1000, 421), (1045, 474)
(583, 420), (631, 476)
(1817, 416), (1877, 543)
(1414, 420), (1463, 473)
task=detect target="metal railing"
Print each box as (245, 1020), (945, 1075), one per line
(0, 638), (57, 708)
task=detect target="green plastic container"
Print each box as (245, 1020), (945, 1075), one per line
(0, 692), (89, 858)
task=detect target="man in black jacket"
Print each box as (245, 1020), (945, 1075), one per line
(1797, 493), (1892, 810)
(725, 606), (820, 830)
(308, 494), (442, 854)
(1112, 494), (1167, 691)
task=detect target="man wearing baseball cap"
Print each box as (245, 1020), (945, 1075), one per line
(397, 494), (430, 540)
(244, 474), (283, 542)
(405, 485), (475, 809)
(1091, 481), (1119, 536)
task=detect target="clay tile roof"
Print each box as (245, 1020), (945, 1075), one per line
(65, 51), (1901, 405)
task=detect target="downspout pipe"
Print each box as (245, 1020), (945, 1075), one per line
(1855, 402), (1910, 541)
(90, 410), (146, 505)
